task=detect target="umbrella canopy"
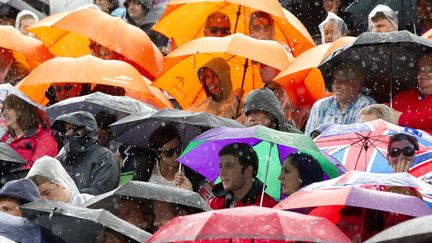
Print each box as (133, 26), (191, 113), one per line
(315, 119), (432, 173)
(153, 0), (314, 56)
(365, 215), (432, 243)
(274, 36), (356, 107)
(84, 181), (211, 213)
(275, 185), (432, 218)
(0, 83), (45, 112)
(153, 33), (293, 109)
(178, 125), (339, 199)
(20, 200), (152, 243)
(148, 206), (350, 243)
(28, 8), (163, 79)
(410, 146), (432, 181)
(45, 92), (157, 123)
(110, 108), (244, 148)
(0, 212), (42, 243)
(0, 25), (52, 70)
(318, 30), (432, 104)
(344, 0), (418, 34)
(0, 142), (27, 175)
(16, 55), (173, 108)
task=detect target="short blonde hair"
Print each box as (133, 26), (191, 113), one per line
(358, 104), (395, 123)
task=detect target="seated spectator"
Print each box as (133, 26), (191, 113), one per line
(15, 10), (39, 36)
(305, 63), (376, 136)
(249, 11), (274, 40)
(368, 4), (398, 32)
(26, 156), (94, 206)
(1, 95), (58, 169)
(322, 0), (356, 35)
(0, 179), (40, 217)
(118, 197), (154, 232)
(209, 143), (277, 209)
(203, 12), (231, 37)
(392, 53), (432, 134)
(386, 133), (419, 173)
(278, 152), (323, 196)
(319, 12), (347, 44)
(94, 0), (126, 17)
(416, 0), (432, 35)
(358, 104), (395, 123)
(243, 88), (300, 133)
(152, 200), (202, 231)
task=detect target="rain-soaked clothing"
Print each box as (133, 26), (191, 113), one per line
(188, 58), (242, 119)
(319, 12), (347, 44)
(26, 156), (94, 206)
(52, 111), (119, 195)
(244, 88), (301, 133)
(209, 180), (277, 209)
(368, 4), (398, 31)
(305, 94), (376, 136)
(1, 125), (58, 169)
(392, 89), (432, 134)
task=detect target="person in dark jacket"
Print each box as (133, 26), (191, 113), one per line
(51, 111), (119, 195)
(243, 88), (301, 133)
(209, 143), (277, 209)
(0, 178), (40, 217)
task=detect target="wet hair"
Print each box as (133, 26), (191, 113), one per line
(218, 143), (258, 177)
(149, 124), (180, 150)
(249, 11), (274, 30)
(371, 12), (389, 22)
(284, 152), (323, 187)
(388, 133), (420, 151)
(3, 94), (44, 131)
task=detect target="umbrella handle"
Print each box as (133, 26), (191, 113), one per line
(235, 58), (249, 117)
(260, 142), (274, 207)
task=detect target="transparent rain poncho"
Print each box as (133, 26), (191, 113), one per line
(319, 12), (348, 44)
(368, 4), (398, 31)
(26, 156), (93, 206)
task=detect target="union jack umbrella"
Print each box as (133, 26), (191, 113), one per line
(315, 119), (432, 173)
(410, 147), (432, 182)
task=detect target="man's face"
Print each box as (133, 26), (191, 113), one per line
(332, 70), (362, 104)
(259, 64), (280, 84)
(118, 199), (152, 230)
(219, 154), (250, 192)
(323, 21), (341, 43)
(322, 0), (340, 13)
(417, 0), (432, 21)
(152, 201), (176, 231)
(417, 55), (432, 96)
(246, 110), (274, 128)
(204, 14), (231, 37)
(370, 18), (396, 32)
(0, 198), (22, 217)
(53, 83), (83, 101)
(200, 68), (223, 98)
(127, 1), (146, 20)
(38, 182), (71, 203)
(250, 16), (274, 40)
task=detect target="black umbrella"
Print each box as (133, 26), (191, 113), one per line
(365, 214), (432, 242)
(20, 200), (152, 243)
(84, 181), (211, 213)
(318, 30), (432, 103)
(344, 0), (418, 34)
(0, 142), (26, 175)
(110, 108), (244, 148)
(45, 92), (157, 123)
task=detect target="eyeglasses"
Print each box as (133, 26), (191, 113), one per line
(388, 147), (416, 158)
(54, 84), (74, 92)
(209, 27), (230, 35)
(158, 145), (182, 157)
(251, 25), (272, 32)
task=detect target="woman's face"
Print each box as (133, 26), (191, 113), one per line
(201, 68), (223, 98)
(278, 159), (302, 196)
(2, 105), (18, 130)
(158, 137), (182, 168)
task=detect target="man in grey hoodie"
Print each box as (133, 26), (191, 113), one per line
(243, 88), (301, 133)
(51, 111), (119, 195)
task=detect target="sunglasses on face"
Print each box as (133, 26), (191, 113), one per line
(209, 27), (230, 35)
(159, 145), (182, 157)
(54, 84), (74, 92)
(388, 147), (416, 158)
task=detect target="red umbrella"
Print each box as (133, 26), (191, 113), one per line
(147, 206), (350, 243)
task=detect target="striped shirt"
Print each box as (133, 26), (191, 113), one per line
(305, 94), (376, 136)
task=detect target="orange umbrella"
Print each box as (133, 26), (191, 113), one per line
(17, 55), (173, 109)
(152, 0), (315, 56)
(421, 28), (432, 40)
(29, 8), (163, 79)
(0, 25), (52, 70)
(274, 36), (356, 107)
(153, 33), (293, 109)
